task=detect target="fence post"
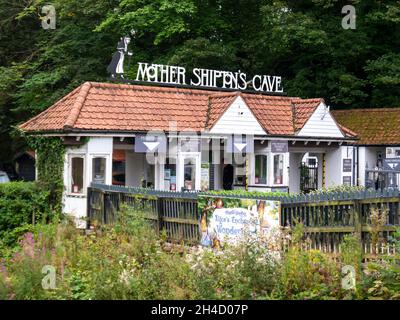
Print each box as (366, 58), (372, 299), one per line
(103, 192), (108, 224)
(157, 197), (164, 235)
(353, 199), (363, 245)
(86, 187), (91, 229)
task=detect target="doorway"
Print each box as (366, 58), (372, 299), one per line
(300, 154), (318, 193)
(222, 164), (234, 190)
(177, 152), (201, 191)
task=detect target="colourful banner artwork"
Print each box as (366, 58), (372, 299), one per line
(199, 198), (281, 247)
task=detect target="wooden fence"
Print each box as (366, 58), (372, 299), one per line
(281, 189), (400, 256)
(87, 184), (400, 255)
(87, 184), (200, 243)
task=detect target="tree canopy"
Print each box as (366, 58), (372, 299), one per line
(1, 0), (399, 163)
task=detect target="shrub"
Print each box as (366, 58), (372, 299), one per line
(276, 223), (342, 299)
(0, 182), (53, 247)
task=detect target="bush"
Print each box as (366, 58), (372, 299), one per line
(0, 182), (53, 247)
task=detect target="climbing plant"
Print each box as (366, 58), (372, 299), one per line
(24, 135), (65, 212)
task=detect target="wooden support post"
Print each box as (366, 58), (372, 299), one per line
(86, 187), (91, 229)
(157, 197), (164, 235)
(353, 199), (363, 248)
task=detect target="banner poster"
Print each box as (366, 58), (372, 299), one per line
(199, 197), (281, 248)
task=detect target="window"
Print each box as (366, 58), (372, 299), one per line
(273, 154), (284, 185)
(71, 157), (84, 194)
(234, 163), (246, 186)
(184, 158), (196, 190)
(144, 163), (155, 188)
(255, 155), (268, 184)
(164, 158), (177, 191)
(112, 150), (125, 186)
(92, 157), (106, 184)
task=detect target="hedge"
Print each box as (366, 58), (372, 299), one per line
(0, 182), (52, 245)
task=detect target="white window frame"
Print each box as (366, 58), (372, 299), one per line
(177, 152), (201, 191)
(272, 153), (285, 186)
(68, 153), (86, 196)
(90, 155), (109, 185)
(254, 153), (269, 185)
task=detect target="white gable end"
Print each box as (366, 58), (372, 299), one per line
(297, 102), (344, 138)
(209, 96), (266, 135)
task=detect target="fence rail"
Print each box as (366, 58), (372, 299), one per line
(87, 183), (400, 254)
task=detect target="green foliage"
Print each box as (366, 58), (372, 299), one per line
(276, 223), (342, 299)
(340, 233), (362, 281)
(198, 189), (287, 211)
(1, 0), (400, 162)
(24, 136), (65, 211)
(1, 207), (400, 300)
(0, 182), (52, 248)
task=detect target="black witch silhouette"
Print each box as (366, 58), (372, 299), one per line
(107, 36), (132, 78)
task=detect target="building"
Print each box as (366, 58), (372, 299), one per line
(20, 81), (357, 225)
(332, 108), (400, 188)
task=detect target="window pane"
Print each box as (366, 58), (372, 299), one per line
(112, 150), (125, 186)
(164, 158), (177, 191)
(144, 164), (155, 188)
(71, 157), (84, 193)
(274, 154), (284, 185)
(92, 157), (106, 184)
(184, 158), (196, 190)
(255, 155), (267, 184)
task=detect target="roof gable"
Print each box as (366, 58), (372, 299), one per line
(297, 102), (345, 138)
(208, 96), (267, 135)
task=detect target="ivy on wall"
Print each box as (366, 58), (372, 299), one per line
(25, 135), (66, 212)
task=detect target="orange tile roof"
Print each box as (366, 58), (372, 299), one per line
(19, 81), (354, 138)
(332, 108), (400, 145)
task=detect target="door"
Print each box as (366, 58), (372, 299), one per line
(222, 164), (234, 190)
(300, 157), (318, 193)
(177, 153), (201, 191)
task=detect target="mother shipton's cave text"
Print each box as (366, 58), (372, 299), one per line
(135, 62), (283, 94)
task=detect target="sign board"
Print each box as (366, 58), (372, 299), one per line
(343, 159), (352, 172)
(342, 176), (352, 186)
(136, 63), (283, 94)
(199, 198), (280, 247)
(383, 158), (400, 171)
(107, 36), (284, 94)
(135, 134), (166, 153)
(271, 141), (288, 153)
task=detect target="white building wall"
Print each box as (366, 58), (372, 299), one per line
(325, 148), (342, 187)
(298, 102), (344, 138)
(209, 96), (267, 135)
(288, 153), (303, 193)
(63, 137), (113, 228)
(325, 146), (355, 187)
